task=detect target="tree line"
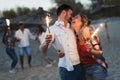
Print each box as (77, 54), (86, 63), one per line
(0, 0), (120, 19)
(0, 7), (36, 19)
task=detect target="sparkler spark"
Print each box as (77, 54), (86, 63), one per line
(91, 23), (104, 38)
(45, 14), (51, 33)
(46, 16), (50, 27)
(6, 19), (10, 26)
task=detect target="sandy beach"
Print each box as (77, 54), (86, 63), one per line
(0, 18), (120, 80)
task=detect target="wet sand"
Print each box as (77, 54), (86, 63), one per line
(0, 19), (120, 80)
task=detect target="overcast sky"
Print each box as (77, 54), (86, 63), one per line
(0, 0), (91, 11)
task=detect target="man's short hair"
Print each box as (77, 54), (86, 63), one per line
(18, 21), (24, 26)
(57, 4), (73, 16)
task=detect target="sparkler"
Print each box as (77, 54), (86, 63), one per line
(6, 19), (10, 26)
(45, 13), (51, 33)
(91, 22), (104, 39)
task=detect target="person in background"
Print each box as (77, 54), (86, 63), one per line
(2, 26), (18, 74)
(40, 4), (85, 80)
(34, 25), (55, 67)
(15, 21), (36, 70)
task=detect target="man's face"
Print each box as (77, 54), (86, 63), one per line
(19, 24), (24, 30)
(64, 9), (72, 22)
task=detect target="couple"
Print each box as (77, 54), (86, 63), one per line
(40, 4), (108, 80)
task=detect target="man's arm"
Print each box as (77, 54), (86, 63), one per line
(28, 29), (36, 40)
(14, 31), (21, 42)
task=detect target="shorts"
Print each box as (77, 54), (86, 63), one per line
(19, 46), (31, 56)
(85, 63), (108, 79)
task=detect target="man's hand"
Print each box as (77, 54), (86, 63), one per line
(35, 37), (39, 41)
(57, 50), (65, 58)
(45, 34), (52, 45)
(15, 37), (21, 42)
(40, 34), (52, 53)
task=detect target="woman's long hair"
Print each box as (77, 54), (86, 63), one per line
(78, 13), (90, 42)
(34, 25), (45, 36)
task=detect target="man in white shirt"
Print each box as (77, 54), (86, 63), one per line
(40, 4), (85, 80)
(15, 22), (36, 69)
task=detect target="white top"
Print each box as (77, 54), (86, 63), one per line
(41, 20), (80, 71)
(15, 28), (35, 47)
(38, 32), (45, 44)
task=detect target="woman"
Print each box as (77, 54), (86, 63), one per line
(2, 27), (18, 74)
(71, 14), (108, 80)
(34, 25), (55, 67)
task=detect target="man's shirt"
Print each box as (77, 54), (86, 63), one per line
(15, 28), (35, 47)
(41, 20), (80, 71)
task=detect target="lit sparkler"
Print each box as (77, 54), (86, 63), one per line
(6, 19), (10, 26)
(45, 13), (51, 33)
(91, 22), (104, 38)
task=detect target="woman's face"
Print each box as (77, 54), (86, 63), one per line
(71, 14), (82, 30)
(7, 27), (11, 31)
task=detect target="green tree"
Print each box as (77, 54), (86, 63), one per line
(16, 7), (31, 16)
(0, 11), (2, 17)
(104, 0), (120, 5)
(90, 0), (98, 9)
(2, 9), (16, 18)
(50, 0), (84, 16)
(90, 0), (120, 9)
(2, 7), (36, 19)
(49, 7), (57, 15)
(89, 0), (120, 18)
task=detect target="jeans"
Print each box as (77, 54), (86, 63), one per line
(59, 63), (86, 80)
(6, 48), (18, 68)
(85, 63), (108, 79)
(19, 46), (31, 56)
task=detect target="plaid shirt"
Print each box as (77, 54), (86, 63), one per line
(4, 33), (16, 49)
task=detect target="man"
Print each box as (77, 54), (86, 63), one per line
(40, 4), (85, 80)
(15, 21), (36, 69)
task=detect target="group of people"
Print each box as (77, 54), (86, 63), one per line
(2, 22), (55, 73)
(2, 4), (108, 80)
(2, 22), (35, 73)
(40, 4), (108, 80)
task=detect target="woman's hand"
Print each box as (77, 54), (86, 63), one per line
(85, 41), (92, 52)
